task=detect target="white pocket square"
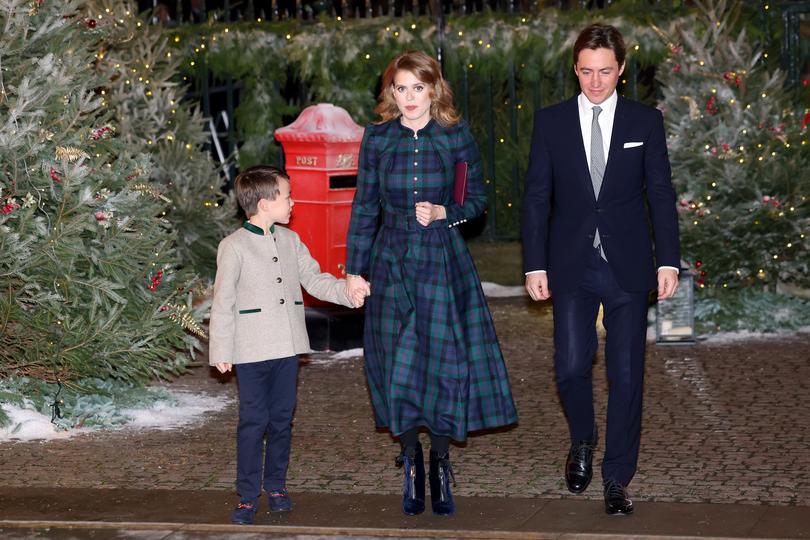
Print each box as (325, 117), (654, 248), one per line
(623, 141), (644, 148)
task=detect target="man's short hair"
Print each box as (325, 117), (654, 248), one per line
(234, 165), (289, 217)
(573, 24), (626, 67)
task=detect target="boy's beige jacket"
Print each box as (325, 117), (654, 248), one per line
(208, 223), (353, 365)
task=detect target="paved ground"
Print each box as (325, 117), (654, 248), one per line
(2, 487), (810, 539)
(2, 296), (809, 509)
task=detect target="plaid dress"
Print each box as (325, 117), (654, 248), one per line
(346, 118), (518, 441)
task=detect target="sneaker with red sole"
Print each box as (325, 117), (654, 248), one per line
(231, 501), (258, 524)
(267, 489), (293, 512)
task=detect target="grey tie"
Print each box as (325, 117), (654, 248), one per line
(590, 106), (606, 260)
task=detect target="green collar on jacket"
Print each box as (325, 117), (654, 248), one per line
(243, 221), (275, 236)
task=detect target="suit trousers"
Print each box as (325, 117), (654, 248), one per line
(552, 247), (649, 486)
(235, 355), (299, 502)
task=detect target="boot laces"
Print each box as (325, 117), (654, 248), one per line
(573, 441), (594, 463)
(605, 480), (626, 500)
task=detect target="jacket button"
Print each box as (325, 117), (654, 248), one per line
(279, 299), (285, 304)
(276, 277), (282, 283)
(272, 256), (278, 262)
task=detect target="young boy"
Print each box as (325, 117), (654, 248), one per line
(209, 165), (368, 525)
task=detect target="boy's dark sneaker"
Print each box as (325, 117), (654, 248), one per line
(267, 489), (293, 512)
(231, 501), (258, 524)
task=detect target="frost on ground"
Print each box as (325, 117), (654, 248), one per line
(481, 281), (527, 297)
(0, 391), (232, 443)
(701, 327), (810, 344)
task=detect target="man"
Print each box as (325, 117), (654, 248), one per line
(521, 24), (680, 515)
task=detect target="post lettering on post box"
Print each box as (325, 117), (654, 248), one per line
(295, 155), (319, 167)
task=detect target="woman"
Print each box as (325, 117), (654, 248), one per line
(345, 51), (517, 516)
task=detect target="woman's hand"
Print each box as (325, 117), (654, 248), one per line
(346, 275), (371, 308)
(415, 202), (446, 227)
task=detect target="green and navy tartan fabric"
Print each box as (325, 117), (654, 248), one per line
(346, 119), (518, 441)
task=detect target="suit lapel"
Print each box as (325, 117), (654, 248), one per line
(563, 97), (594, 202)
(600, 96), (629, 202)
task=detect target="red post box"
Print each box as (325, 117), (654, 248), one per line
(274, 103), (364, 307)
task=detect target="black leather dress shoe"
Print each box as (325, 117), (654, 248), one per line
(565, 431), (597, 493)
(603, 479), (633, 515)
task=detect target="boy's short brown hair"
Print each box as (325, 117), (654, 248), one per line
(234, 165), (289, 217)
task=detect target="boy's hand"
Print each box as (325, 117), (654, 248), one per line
(214, 362), (232, 373)
(346, 275), (370, 308)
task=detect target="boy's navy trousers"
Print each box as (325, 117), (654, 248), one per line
(234, 355), (298, 503)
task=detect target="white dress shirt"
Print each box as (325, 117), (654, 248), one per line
(578, 90), (617, 172)
(526, 91), (677, 276)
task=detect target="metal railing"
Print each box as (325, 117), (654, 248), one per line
(140, 0), (647, 22)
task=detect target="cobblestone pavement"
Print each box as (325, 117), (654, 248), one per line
(2, 297), (809, 506)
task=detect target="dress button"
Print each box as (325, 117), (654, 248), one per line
(414, 162), (418, 166)
(272, 256), (278, 262)
(414, 149), (419, 153)
(414, 190), (418, 194)
(413, 176), (418, 181)
(279, 299), (285, 304)
(276, 277), (282, 283)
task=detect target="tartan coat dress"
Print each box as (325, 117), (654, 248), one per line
(346, 118), (518, 442)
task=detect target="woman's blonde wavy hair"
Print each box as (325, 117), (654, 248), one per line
(374, 50), (460, 127)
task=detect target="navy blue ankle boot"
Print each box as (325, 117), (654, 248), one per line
(429, 450), (455, 516)
(396, 443), (425, 515)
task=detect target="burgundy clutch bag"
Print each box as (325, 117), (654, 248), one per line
(453, 161), (468, 206)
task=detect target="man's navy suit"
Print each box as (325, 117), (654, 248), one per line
(521, 94), (680, 485)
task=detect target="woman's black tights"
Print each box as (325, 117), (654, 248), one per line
(399, 428), (449, 456)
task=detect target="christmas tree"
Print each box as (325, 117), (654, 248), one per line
(657, 0), (810, 332)
(88, 0), (236, 277)
(0, 0), (205, 427)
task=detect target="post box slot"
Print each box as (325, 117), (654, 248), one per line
(329, 175), (357, 189)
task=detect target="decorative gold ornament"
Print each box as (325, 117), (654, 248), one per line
(56, 146), (90, 162)
(165, 303), (207, 338)
(132, 183), (171, 202)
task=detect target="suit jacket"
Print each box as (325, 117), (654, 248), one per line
(208, 222), (353, 365)
(521, 95), (680, 294)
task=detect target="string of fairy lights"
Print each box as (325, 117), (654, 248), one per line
(88, 5), (223, 215)
(67, 5), (223, 302)
(85, 3), (806, 292)
(664, 34), (808, 290)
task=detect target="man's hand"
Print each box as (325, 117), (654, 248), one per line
(415, 202), (446, 227)
(215, 363), (232, 374)
(525, 272), (551, 301)
(657, 268), (679, 300)
(346, 275), (371, 308)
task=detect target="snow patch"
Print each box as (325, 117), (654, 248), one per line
(120, 391), (232, 430)
(0, 405), (73, 442)
(0, 390), (231, 442)
(647, 326), (810, 344)
(328, 347), (364, 360)
(308, 347), (364, 364)
(701, 327), (810, 344)
(481, 281), (527, 297)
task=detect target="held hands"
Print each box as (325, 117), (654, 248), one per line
(525, 272), (551, 301)
(215, 363), (232, 374)
(657, 268), (679, 300)
(415, 202), (446, 227)
(346, 274), (371, 308)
